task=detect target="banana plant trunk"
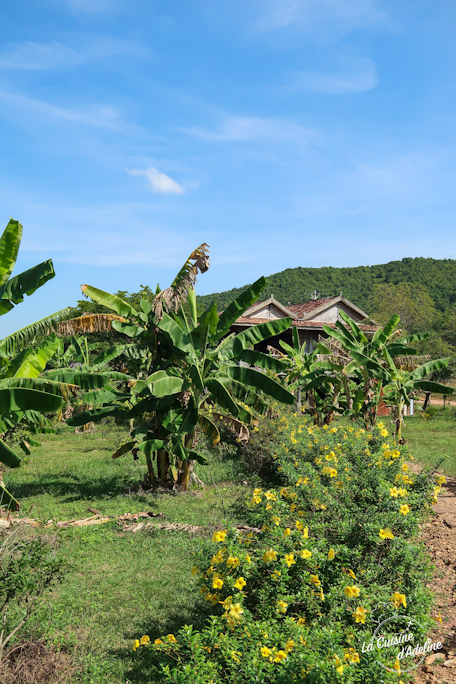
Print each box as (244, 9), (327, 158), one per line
(178, 433), (195, 490)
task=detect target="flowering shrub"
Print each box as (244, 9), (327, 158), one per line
(134, 414), (438, 682)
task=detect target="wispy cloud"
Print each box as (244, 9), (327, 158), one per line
(181, 116), (317, 145)
(254, 0), (388, 36)
(0, 88), (124, 130)
(127, 167), (185, 194)
(286, 57), (378, 94)
(0, 37), (150, 71)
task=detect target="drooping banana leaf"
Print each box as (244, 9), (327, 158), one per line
(0, 260), (56, 316)
(3, 335), (60, 378)
(0, 307), (72, 357)
(0, 219), (22, 286)
(223, 366), (295, 405)
(81, 284), (138, 318)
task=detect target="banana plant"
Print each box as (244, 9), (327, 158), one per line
(377, 352), (453, 441)
(317, 311), (430, 428)
(0, 219), (118, 509)
(67, 246), (295, 489)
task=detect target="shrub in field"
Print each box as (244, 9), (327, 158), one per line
(134, 414), (438, 682)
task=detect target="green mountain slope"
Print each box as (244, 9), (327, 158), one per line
(197, 257), (456, 314)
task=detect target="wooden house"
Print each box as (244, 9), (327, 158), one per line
(230, 293), (376, 353)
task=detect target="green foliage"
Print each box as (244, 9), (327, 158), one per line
(0, 531), (64, 659)
(370, 282), (437, 334)
(69, 257), (294, 489)
(142, 414), (435, 683)
(195, 257), (456, 315)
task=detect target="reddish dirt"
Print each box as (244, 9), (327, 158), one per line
(410, 467), (456, 684)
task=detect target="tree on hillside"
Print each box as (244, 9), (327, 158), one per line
(370, 282), (437, 334)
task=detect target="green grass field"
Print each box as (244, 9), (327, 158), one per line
(2, 413), (454, 682)
(3, 424), (251, 683)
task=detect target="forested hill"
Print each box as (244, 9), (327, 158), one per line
(196, 257), (456, 314)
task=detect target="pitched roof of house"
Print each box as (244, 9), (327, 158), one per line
(232, 317), (377, 332)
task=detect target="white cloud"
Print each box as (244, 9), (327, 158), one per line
(128, 167), (185, 194)
(181, 116), (317, 145)
(0, 38), (150, 71)
(287, 57), (378, 94)
(254, 0), (388, 36)
(0, 88), (123, 130)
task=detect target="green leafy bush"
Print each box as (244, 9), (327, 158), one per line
(134, 414), (438, 682)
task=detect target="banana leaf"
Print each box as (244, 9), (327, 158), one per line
(216, 276), (266, 338)
(81, 284), (138, 318)
(223, 366), (295, 405)
(0, 219), (22, 286)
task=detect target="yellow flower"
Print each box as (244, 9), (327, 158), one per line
(140, 635), (150, 645)
(285, 640), (294, 653)
(433, 612), (443, 623)
(277, 600), (288, 613)
(399, 504), (410, 515)
(389, 487), (399, 498)
(347, 569), (356, 580)
(274, 650), (288, 662)
(154, 638), (163, 646)
(392, 592), (406, 609)
(392, 450), (400, 458)
(296, 520), (304, 530)
(353, 606), (368, 624)
(234, 576), (247, 590)
(167, 634), (177, 643)
(302, 526), (309, 539)
(213, 577), (223, 589)
(261, 646), (273, 658)
(265, 491), (277, 501)
(310, 574), (321, 586)
(299, 549), (312, 560)
(252, 495), (261, 504)
(397, 487), (408, 497)
(284, 553), (296, 567)
(344, 585), (360, 598)
(227, 556), (240, 569)
(263, 549), (278, 563)
(212, 530), (227, 543)
(380, 429), (388, 437)
(280, 487), (289, 497)
(211, 551), (224, 565)
(245, 554), (252, 564)
(328, 548), (335, 560)
(192, 565), (199, 576)
(272, 515), (281, 526)
(344, 648), (360, 663)
(334, 654), (344, 674)
(393, 657), (401, 673)
(438, 475), (446, 485)
(228, 603), (244, 621)
(265, 503), (272, 511)
(132, 639), (140, 651)
(272, 570), (282, 581)
(379, 528), (394, 540)
(253, 488), (262, 496)
(231, 651), (241, 663)
(284, 528), (291, 537)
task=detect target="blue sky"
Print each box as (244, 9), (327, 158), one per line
(1, 0), (456, 334)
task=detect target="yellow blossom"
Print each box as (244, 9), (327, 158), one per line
(265, 491), (277, 501)
(328, 548), (335, 560)
(389, 487), (399, 498)
(284, 528), (291, 537)
(299, 549), (312, 560)
(347, 569), (356, 580)
(399, 504), (410, 515)
(302, 526), (309, 538)
(234, 576), (246, 590)
(284, 553), (296, 567)
(213, 577), (223, 589)
(344, 585), (360, 598)
(154, 638), (163, 646)
(379, 528), (394, 540)
(263, 549), (278, 563)
(227, 556), (240, 569)
(353, 606), (368, 624)
(228, 603), (244, 621)
(213, 530), (227, 543)
(274, 650), (288, 662)
(392, 592), (406, 609)
(272, 515), (281, 526)
(277, 600), (288, 613)
(167, 634), (177, 643)
(192, 565), (199, 576)
(132, 639), (140, 651)
(285, 640), (294, 653)
(261, 646), (272, 658)
(438, 475), (446, 485)
(310, 574), (321, 586)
